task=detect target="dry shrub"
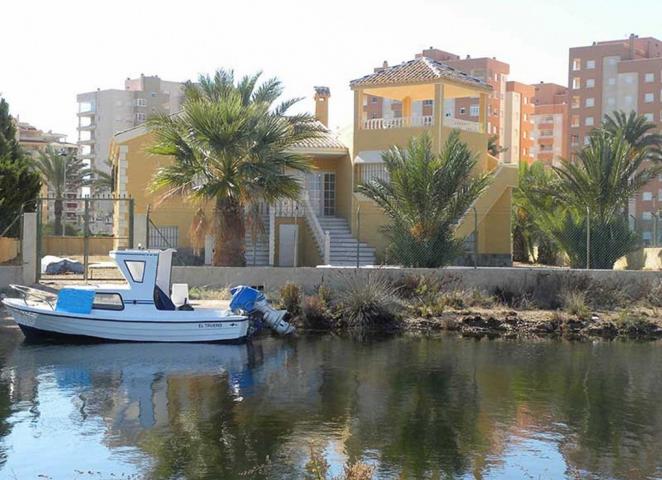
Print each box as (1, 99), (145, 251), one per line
(561, 290), (590, 318)
(302, 295), (332, 330)
(280, 282), (302, 316)
(333, 274), (402, 332)
(646, 279), (662, 307)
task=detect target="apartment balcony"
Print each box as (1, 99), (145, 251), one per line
(77, 123), (96, 132)
(78, 138), (96, 146)
(77, 109), (96, 117)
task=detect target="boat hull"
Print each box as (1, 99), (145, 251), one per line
(3, 302), (250, 343)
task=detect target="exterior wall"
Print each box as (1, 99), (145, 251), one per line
(531, 82), (568, 165)
(504, 81), (535, 164)
(0, 238), (19, 264)
(42, 236), (114, 256)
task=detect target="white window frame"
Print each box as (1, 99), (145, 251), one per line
(585, 97), (595, 107)
(645, 93), (654, 103)
(585, 116), (594, 127)
(586, 79), (595, 88)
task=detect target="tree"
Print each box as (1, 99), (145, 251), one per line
(358, 131), (490, 267)
(512, 161), (559, 264)
(528, 127), (661, 269)
(91, 159), (115, 194)
(148, 69), (320, 266)
(33, 147), (91, 235)
(0, 97), (41, 236)
(602, 110), (662, 161)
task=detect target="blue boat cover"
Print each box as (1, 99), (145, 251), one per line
(229, 286), (265, 313)
(55, 288), (95, 314)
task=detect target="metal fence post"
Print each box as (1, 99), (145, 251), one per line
(83, 198), (90, 282)
(356, 206), (361, 268)
(472, 206), (478, 269)
(128, 197), (134, 249)
(586, 206), (590, 270)
(145, 205), (151, 249)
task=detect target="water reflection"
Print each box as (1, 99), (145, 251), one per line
(0, 332), (660, 479)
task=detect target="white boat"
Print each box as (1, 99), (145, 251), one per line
(1, 249), (251, 343)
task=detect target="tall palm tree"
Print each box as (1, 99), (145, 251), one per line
(358, 131), (490, 267)
(91, 159), (115, 194)
(602, 110), (662, 161)
(33, 147), (91, 235)
(148, 69), (321, 266)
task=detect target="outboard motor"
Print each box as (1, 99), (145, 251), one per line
(229, 286), (295, 336)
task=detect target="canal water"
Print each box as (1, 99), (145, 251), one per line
(0, 317), (661, 479)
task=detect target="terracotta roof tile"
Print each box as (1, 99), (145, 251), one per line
(292, 120), (347, 151)
(350, 57), (490, 90)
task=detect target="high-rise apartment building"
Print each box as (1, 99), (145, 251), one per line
(568, 35), (662, 242)
(530, 82), (568, 166)
(77, 74), (186, 175)
(503, 81), (535, 164)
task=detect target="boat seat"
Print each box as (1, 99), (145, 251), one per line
(154, 286), (176, 311)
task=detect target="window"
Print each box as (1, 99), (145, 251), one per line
(585, 116), (594, 126)
(608, 57), (618, 66)
(583, 135), (591, 145)
(643, 191), (653, 201)
(586, 60), (596, 69)
(607, 77), (616, 86)
(571, 135), (579, 146)
(642, 211), (653, 220)
(586, 79), (595, 88)
(572, 58), (581, 71)
(572, 77), (581, 89)
(625, 75), (634, 84)
(422, 99), (433, 106)
(571, 96), (580, 108)
(624, 95), (633, 105)
(643, 231), (653, 242)
(469, 104), (480, 117)
(459, 107), (466, 115)
(645, 73), (655, 83)
(371, 97), (378, 103)
(93, 293), (124, 311)
(523, 113), (528, 121)
(135, 112), (145, 122)
(150, 92), (157, 97)
(135, 98), (146, 107)
(607, 96), (616, 106)
(644, 113), (654, 121)
(645, 93), (655, 103)
(571, 115), (580, 128)
(585, 97), (595, 107)
(125, 260), (145, 283)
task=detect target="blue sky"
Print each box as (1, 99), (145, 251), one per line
(3, 0), (661, 141)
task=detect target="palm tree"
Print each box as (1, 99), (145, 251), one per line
(33, 147), (91, 235)
(602, 110), (662, 161)
(358, 131), (490, 267)
(91, 159), (115, 194)
(148, 69), (321, 266)
(528, 127), (662, 268)
(487, 134), (507, 157)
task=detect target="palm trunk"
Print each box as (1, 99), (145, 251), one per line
(54, 197), (63, 236)
(213, 197), (245, 266)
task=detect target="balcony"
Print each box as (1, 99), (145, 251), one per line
(77, 109), (96, 117)
(363, 115), (433, 130)
(77, 123), (96, 131)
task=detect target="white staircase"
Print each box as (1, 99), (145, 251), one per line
(317, 216), (376, 266)
(245, 213), (269, 266)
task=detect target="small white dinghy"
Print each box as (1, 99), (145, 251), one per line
(1, 249), (255, 343)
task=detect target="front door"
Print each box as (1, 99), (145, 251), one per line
(278, 224), (298, 267)
(306, 172), (336, 216)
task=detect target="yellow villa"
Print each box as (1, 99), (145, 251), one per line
(110, 58), (517, 267)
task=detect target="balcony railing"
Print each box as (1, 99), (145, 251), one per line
(362, 115), (433, 130)
(443, 117), (482, 133)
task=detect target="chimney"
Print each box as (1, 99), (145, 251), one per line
(628, 33), (636, 60)
(314, 86), (330, 127)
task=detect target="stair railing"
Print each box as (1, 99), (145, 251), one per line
(301, 192), (330, 264)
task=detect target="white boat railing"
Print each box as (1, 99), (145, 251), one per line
(301, 192), (330, 264)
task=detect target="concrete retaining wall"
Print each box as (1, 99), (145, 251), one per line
(0, 267), (23, 289)
(172, 266), (662, 293)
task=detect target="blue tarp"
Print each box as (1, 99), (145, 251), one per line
(55, 288), (95, 314)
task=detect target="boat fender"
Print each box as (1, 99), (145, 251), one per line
(229, 286), (295, 336)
